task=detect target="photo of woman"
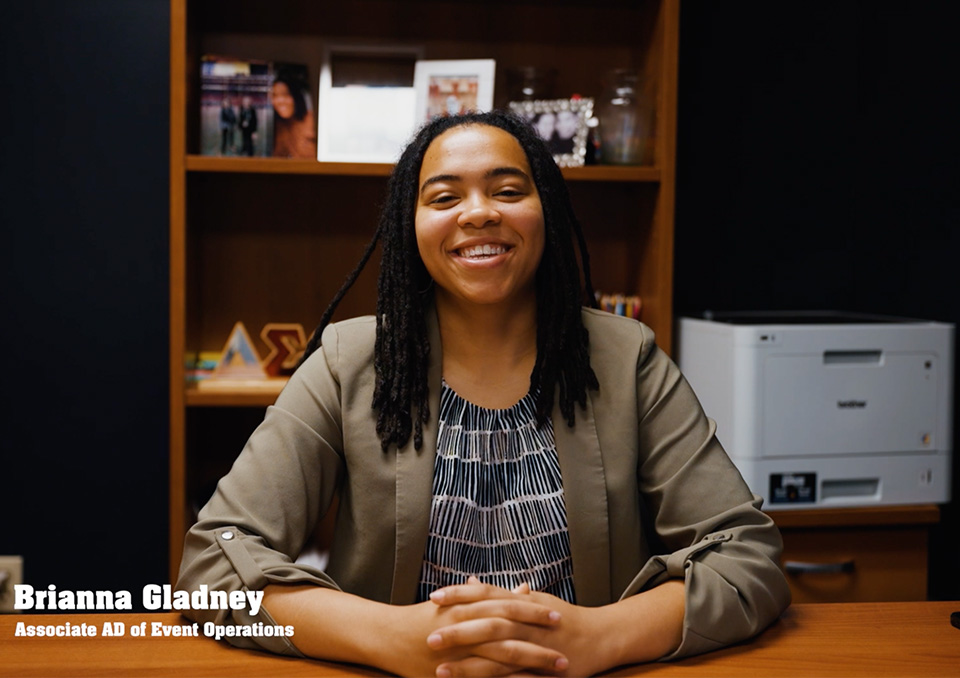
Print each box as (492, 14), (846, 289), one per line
(271, 65), (318, 159)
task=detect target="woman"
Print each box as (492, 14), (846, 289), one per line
(177, 110), (790, 676)
(271, 75), (317, 159)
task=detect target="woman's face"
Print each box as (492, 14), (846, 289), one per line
(556, 110), (578, 139)
(415, 124), (545, 312)
(534, 112), (556, 141)
(271, 82), (295, 119)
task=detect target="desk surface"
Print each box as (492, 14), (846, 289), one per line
(1, 602), (958, 677)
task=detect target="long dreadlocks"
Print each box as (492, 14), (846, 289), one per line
(299, 110), (599, 451)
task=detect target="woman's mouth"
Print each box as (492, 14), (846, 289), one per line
(456, 244), (511, 259)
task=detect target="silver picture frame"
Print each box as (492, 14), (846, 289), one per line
(509, 97), (594, 167)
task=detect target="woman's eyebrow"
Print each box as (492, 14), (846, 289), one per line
(420, 174), (459, 195)
(486, 167), (530, 181)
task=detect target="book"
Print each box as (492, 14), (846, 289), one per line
(596, 291), (642, 320)
(200, 55), (273, 157)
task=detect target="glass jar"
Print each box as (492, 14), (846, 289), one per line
(505, 66), (556, 101)
(597, 69), (649, 165)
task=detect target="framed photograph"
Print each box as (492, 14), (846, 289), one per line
(318, 43), (424, 163)
(509, 98), (594, 167)
(414, 59), (496, 124)
(200, 55), (273, 158)
(270, 62), (317, 159)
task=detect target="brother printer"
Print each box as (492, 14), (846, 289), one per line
(676, 311), (954, 510)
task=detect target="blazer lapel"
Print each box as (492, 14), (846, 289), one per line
(390, 305), (442, 604)
(388, 304), (613, 606)
(553, 390), (612, 606)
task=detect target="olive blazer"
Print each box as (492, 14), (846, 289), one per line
(177, 308), (790, 659)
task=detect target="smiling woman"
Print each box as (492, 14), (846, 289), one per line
(270, 68), (317, 159)
(415, 125), (547, 408)
(177, 110), (791, 678)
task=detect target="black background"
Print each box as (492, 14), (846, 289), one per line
(675, 1), (958, 600)
(2, 1), (956, 604)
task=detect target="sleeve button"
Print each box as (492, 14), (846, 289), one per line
(221, 530), (235, 541)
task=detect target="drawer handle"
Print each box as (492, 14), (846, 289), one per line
(784, 559), (855, 575)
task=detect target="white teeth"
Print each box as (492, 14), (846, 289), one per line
(459, 244), (507, 258)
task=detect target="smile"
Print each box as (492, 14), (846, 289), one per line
(455, 244), (511, 259)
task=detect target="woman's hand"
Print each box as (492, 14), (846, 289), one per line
(427, 578), (605, 677)
(262, 583), (566, 678)
(263, 578), (683, 677)
(386, 580), (569, 677)
(428, 577), (686, 677)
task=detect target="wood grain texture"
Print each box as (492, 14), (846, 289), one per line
(770, 504), (940, 529)
(769, 505), (939, 603)
(168, 0), (189, 584)
(606, 602), (960, 677)
(3, 603), (958, 677)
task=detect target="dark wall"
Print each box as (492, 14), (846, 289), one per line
(675, 2), (959, 599)
(1, 1), (170, 600)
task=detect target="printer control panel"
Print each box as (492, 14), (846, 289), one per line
(770, 472), (817, 504)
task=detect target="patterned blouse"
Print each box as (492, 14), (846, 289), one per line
(416, 381), (576, 603)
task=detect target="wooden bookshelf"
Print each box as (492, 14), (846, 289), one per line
(168, 0), (680, 581)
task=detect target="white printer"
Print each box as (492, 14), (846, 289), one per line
(676, 311), (954, 510)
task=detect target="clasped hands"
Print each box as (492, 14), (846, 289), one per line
(413, 576), (604, 678)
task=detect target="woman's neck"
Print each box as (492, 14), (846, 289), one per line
(434, 291), (538, 409)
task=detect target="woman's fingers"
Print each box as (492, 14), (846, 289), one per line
(433, 655), (516, 678)
(444, 597), (561, 627)
(428, 616), (558, 651)
(433, 638), (568, 676)
(431, 580), (533, 606)
(423, 581), (567, 675)
(435, 657), (551, 678)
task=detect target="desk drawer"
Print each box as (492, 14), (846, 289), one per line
(779, 525), (928, 603)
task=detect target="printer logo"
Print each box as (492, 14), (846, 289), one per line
(837, 399), (867, 409)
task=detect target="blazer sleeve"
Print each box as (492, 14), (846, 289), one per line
(622, 323), (791, 659)
(175, 327), (349, 656)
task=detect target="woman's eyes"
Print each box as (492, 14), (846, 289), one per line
(426, 187), (527, 205)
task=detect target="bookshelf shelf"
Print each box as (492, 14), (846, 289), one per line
(185, 155), (661, 182)
(185, 379), (287, 407)
(168, 0), (680, 581)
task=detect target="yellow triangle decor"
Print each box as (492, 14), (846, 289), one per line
(211, 322), (268, 380)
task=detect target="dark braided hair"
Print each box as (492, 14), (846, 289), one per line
(300, 110), (599, 451)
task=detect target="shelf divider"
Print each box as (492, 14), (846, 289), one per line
(185, 155), (661, 182)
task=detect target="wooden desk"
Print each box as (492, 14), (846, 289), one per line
(2, 602), (958, 677)
(770, 505), (940, 603)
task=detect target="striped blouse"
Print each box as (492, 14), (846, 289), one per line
(416, 381), (576, 603)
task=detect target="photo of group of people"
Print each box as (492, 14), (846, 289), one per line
(201, 58), (317, 159)
(509, 98), (593, 166)
(202, 55), (499, 163)
(216, 96), (260, 156)
(200, 56), (272, 157)
(414, 59), (496, 127)
(531, 108), (579, 155)
(424, 74), (480, 119)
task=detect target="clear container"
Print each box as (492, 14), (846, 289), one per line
(597, 69), (649, 165)
(505, 66), (556, 101)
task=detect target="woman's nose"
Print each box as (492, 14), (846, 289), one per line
(457, 195), (501, 229)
